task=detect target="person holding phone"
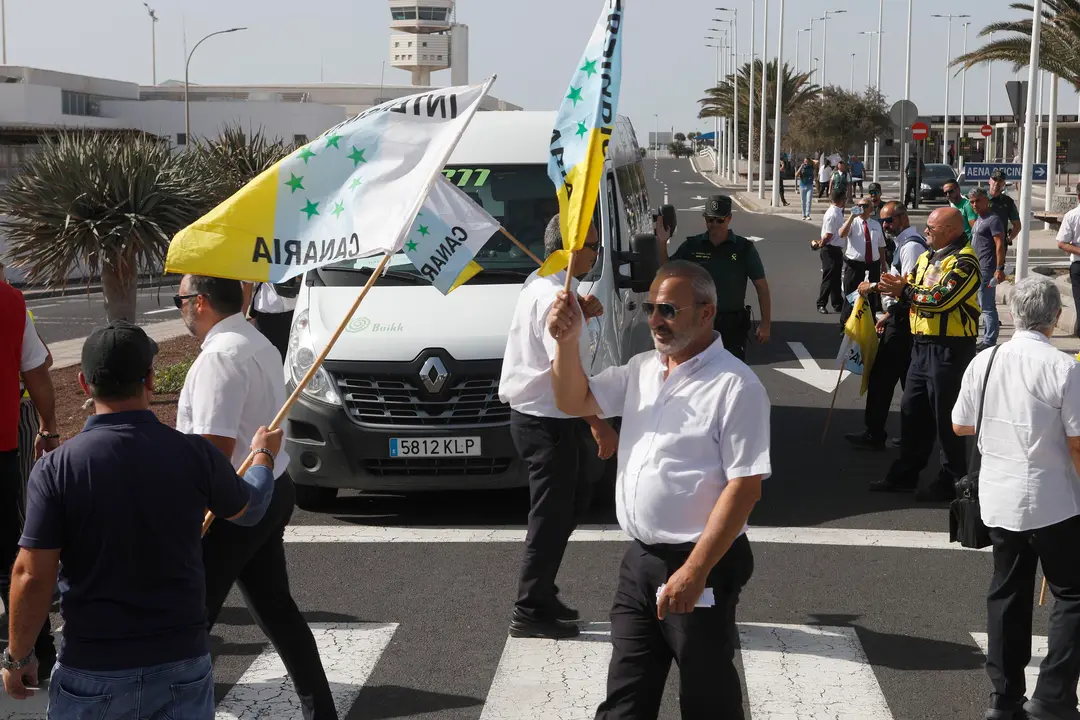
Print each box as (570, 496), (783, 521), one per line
(838, 196), (888, 319)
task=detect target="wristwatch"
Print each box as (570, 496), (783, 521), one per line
(1, 648), (35, 671)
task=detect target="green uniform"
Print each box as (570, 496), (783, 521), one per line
(950, 197), (979, 240)
(672, 231), (766, 312)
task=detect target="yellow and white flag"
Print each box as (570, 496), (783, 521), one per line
(836, 291), (879, 395)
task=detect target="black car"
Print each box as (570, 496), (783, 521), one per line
(919, 163), (959, 203)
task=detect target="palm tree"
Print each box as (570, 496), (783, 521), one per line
(188, 124), (296, 204)
(951, 2), (1080, 86)
(0, 131), (209, 322)
(699, 59), (819, 158)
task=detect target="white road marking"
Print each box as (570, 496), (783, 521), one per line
(740, 624), (894, 719)
(215, 623), (397, 720)
(24, 303), (59, 310)
(970, 633), (1050, 696)
(776, 341), (852, 393)
(683, 181), (704, 185)
(144, 307), (178, 315)
(282, 525), (988, 551)
(746, 236), (765, 243)
(679, 205), (706, 213)
(691, 195), (708, 201)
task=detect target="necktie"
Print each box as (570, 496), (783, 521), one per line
(863, 219), (873, 264)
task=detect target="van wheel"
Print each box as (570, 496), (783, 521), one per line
(294, 484), (338, 510)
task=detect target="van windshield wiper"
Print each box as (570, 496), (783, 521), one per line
(471, 269), (531, 279)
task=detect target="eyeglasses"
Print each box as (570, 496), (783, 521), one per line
(945, 187), (960, 194)
(643, 301), (707, 320)
(881, 216), (896, 226)
(868, 190), (881, 195)
(173, 293), (202, 309)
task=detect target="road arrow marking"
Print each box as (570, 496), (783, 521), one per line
(747, 236), (764, 243)
(775, 341), (850, 392)
(679, 205), (706, 212)
(692, 195), (708, 200)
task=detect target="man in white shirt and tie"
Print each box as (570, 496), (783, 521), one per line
(1055, 182), (1080, 338)
(546, 260), (771, 719)
(813, 188), (847, 314)
(499, 214), (617, 640)
(839, 195), (888, 319)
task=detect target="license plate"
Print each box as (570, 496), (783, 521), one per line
(389, 437), (481, 458)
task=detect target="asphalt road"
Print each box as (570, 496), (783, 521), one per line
(23, 285), (182, 345)
(0, 158), (1035, 720)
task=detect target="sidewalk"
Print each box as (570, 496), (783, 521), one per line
(996, 273), (1079, 354)
(49, 318), (189, 370)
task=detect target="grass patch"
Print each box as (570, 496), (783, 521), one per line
(155, 358), (193, 394)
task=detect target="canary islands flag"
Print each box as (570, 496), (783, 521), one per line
(165, 78), (495, 283)
(836, 291), (879, 395)
(539, 0), (624, 277)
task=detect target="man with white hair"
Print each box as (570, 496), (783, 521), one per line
(952, 275), (1080, 720)
(547, 260), (771, 718)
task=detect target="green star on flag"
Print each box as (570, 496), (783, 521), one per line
(301, 199), (320, 219)
(331, 201), (345, 218)
(576, 121), (589, 138)
(580, 58), (598, 78)
(297, 147), (317, 164)
(406, 240), (418, 252)
(566, 86), (583, 106)
(349, 177), (363, 189)
(417, 225), (430, 236)
(325, 134), (342, 149)
(348, 147), (367, 167)
(285, 173), (304, 193)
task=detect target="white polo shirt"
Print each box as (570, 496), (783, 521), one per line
(1056, 204), (1080, 264)
(499, 269), (592, 419)
(951, 331), (1080, 532)
(820, 206), (846, 248)
(588, 335), (772, 545)
(844, 216), (886, 263)
(253, 283), (297, 314)
(177, 312), (290, 478)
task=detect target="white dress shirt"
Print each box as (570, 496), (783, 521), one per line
(1056, 204), (1080, 265)
(253, 283), (297, 314)
(499, 269), (592, 419)
(588, 335), (772, 545)
(844, 216), (886, 263)
(891, 226), (929, 277)
(820, 206), (846, 248)
(177, 312), (290, 477)
(951, 331), (1080, 532)
(818, 163), (831, 184)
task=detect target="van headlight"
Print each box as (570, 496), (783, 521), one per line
(286, 310), (341, 406)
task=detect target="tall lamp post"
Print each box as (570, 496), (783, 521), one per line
(808, 18), (821, 87)
(1, 0), (7, 65)
(185, 27), (247, 147)
(872, 0), (884, 181)
(758, 0), (769, 199)
(717, 7), (740, 183)
(958, 21), (970, 171)
(931, 14), (969, 167)
(143, 3), (159, 86)
(986, 31), (994, 161)
(900, 0), (913, 202)
(747, 0), (757, 193)
(706, 35), (726, 178)
(712, 20), (733, 178)
(1016, 0), (1044, 281)
(770, 0), (786, 208)
(859, 30), (880, 168)
(820, 9), (847, 93)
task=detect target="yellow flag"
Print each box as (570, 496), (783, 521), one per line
(841, 295), (879, 396)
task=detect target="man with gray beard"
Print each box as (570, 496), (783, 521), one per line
(547, 261), (772, 719)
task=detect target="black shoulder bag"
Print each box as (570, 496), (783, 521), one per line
(949, 345), (1001, 549)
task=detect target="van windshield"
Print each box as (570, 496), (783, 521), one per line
(317, 164), (557, 287)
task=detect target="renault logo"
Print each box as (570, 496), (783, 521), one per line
(419, 356), (449, 393)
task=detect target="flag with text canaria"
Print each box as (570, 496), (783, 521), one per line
(164, 78), (494, 282)
(539, 0), (624, 277)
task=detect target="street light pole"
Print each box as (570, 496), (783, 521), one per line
(185, 27), (247, 147)
(901, 0), (913, 203)
(654, 113), (659, 158)
(959, 21), (969, 171)
(1, 0), (7, 65)
(849, 53), (855, 92)
(143, 3), (159, 86)
(986, 31), (993, 161)
(1016, 0), (1044, 281)
(808, 18), (819, 86)
(758, 0), (769, 199)
(1046, 74), (1058, 230)
(747, 0), (756, 193)
(717, 7), (740, 184)
(872, 0), (883, 181)
(771, 0), (786, 208)
(820, 9), (846, 94)
(860, 30), (877, 168)
(931, 14), (969, 168)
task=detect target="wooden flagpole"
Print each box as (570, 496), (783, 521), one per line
(821, 359), (846, 445)
(499, 227), (541, 266)
(1040, 576), (1049, 606)
(202, 252), (392, 535)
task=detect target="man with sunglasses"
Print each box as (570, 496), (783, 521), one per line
(875, 207), (981, 501)
(944, 181), (977, 241)
(838, 196), (888, 318)
(546, 261), (770, 720)
(500, 214), (616, 640)
(667, 195), (770, 361)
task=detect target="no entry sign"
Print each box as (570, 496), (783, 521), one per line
(981, 124), (993, 137)
(911, 122), (929, 141)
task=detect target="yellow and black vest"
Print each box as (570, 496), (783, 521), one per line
(905, 240), (981, 339)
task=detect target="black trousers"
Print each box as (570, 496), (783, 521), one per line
(818, 179), (829, 198)
(885, 338), (976, 490)
(510, 411), (593, 621)
(203, 471), (337, 720)
(252, 310), (294, 363)
(817, 245), (844, 311)
(842, 259), (883, 321)
(0, 449), (54, 660)
(904, 176), (918, 206)
(863, 310), (912, 440)
(596, 536), (754, 719)
(1071, 263), (1080, 338)
(715, 309), (752, 362)
(986, 514), (1080, 712)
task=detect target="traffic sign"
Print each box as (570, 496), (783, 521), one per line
(963, 163), (1048, 183)
(911, 122), (929, 141)
(980, 124), (993, 137)
(889, 99), (919, 129)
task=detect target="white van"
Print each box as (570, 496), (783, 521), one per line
(283, 111), (659, 507)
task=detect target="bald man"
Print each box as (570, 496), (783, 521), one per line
(875, 206), (982, 502)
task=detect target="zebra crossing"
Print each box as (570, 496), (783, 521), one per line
(0, 620), (1055, 719)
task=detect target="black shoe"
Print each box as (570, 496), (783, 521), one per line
(844, 431), (885, 451)
(818, 306), (829, 314)
(868, 479), (916, 493)
(550, 597), (580, 622)
(915, 483), (956, 503)
(1024, 698), (1080, 720)
(887, 437), (902, 449)
(509, 615), (580, 640)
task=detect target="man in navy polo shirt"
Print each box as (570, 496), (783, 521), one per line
(1, 321), (280, 719)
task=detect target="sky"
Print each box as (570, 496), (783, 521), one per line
(3, 0), (1074, 142)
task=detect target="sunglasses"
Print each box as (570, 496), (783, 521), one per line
(704, 216), (729, 224)
(173, 293), (201, 309)
(869, 190), (881, 195)
(643, 301), (707, 320)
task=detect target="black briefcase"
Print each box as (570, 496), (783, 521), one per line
(948, 346), (1000, 550)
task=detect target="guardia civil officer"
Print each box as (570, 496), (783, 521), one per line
(658, 195), (771, 361)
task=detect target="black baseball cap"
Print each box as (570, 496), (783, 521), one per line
(704, 195), (733, 218)
(991, 169), (1008, 181)
(81, 321), (159, 391)
(867, 182), (882, 194)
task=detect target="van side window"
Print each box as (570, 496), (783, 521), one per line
(606, 174), (624, 254)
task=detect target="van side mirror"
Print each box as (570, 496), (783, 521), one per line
(616, 233), (660, 292)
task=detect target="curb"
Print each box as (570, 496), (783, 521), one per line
(14, 275), (180, 301)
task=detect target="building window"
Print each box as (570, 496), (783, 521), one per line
(407, 41), (413, 47)
(61, 90), (98, 117)
(418, 7), (447, 21)
(390, 8), (417, 20)
(422, 41), (428, 47)
(437, 55), (443, 60)
(394, 42), (400, 47)
(176, 133), (187, 146)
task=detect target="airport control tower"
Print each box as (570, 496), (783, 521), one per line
(388, 0), (469, 87)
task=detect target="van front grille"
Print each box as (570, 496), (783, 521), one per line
(333, 372), (510, 428)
